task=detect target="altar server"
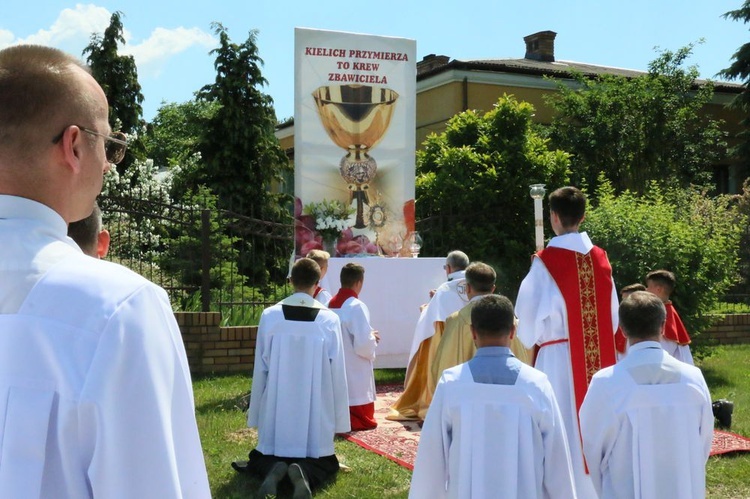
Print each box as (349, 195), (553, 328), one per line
(515, 186), (618, 499)
(67, 201), (110, 258)
(329, 263), (380, 430)
(410, 295), (575, 499)
(580, 291), (713, 499)
(388, 250), (470, 421)
(430, 262), (530, 392)
(0, 45), (209, 497)
(306, 249), (333, 306)
(646, 269), (694, 364)
(234, 258), (350, 498)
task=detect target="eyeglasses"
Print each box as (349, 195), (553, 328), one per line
(52, 125), (128, 164)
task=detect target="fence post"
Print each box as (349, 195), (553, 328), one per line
(201, 209), (211, 312)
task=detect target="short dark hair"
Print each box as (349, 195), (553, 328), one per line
(446, 250), (469, 271)
(619, 291), (666, 340)
(290, 258), (321, 289)
(67, 202), (102, 255)
(340, 262), (365, 288)
(465, 262), (496, 293)
(646, 269), (676, 294)
(620, 283), (646, 297)
(470, 294), (515, 338)
(549, 186), (586, 228)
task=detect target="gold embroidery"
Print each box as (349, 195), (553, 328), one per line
(576, 252), (601, 384)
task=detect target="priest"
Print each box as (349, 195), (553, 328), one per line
(580, 291), (713, 499)
(410, 295), (576, 499)
(515, 186), (618, 499)
(387, 250), (470, 421)
(233, 258), (350, 498)
(430, 262), (530, 394)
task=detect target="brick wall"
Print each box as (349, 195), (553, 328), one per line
(705, 314), (750, 344)
(175, 312), (257, 374)
(173, 312), (749, 375)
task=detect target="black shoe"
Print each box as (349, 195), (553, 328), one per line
(258, 462), (288, 498)
(288, 463), (312, 499)
(231, 460), (249, 473)
(712, 399), (734, 429)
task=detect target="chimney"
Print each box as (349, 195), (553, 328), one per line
(417, 54), (450, 74)
(523, 31), (557, 62)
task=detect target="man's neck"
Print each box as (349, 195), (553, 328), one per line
(294, 286), (316, 297)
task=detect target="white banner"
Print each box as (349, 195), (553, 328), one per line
(294, 27), (416, 258)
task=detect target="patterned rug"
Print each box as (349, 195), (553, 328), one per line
(340, 385), (420, 470)
(341, 386), (750, 469)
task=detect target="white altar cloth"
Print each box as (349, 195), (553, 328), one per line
(320, 257), (446, 368)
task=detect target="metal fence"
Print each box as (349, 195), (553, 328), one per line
(99, 193), (294, 320)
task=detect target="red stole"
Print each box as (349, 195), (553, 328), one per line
(614, 327), (627, 354)
(664, 301), (691, 345)
(328, 288), (358, 309)
(538, 246), (617, 414)
(313, 286), (324, 299)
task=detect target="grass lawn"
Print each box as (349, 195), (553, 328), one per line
(194, 346), (750, 498)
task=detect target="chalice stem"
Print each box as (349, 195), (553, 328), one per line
(354, 190), (367, 229)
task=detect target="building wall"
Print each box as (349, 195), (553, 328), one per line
(705, 314), (750, 345)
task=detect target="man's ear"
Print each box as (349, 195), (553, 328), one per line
(60, 126), (85, 174)
(96, 229), (110, 259)
(509, 324), (517, 339)
(470, 324), (478, 342)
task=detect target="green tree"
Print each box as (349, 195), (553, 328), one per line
(143, 100), (219, 170)
(583, 180), (745, 338)
(189, 23), (291, 219)
(547, 44), (726, 196)
(416, 95), (570, 295)
(719, 1), (750, 178)
(83, 11), (146, 167)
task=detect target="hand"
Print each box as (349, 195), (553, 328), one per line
(373, 330), (380, 344)
(429, 289), (436, 298)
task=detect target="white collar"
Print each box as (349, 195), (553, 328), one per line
(547, 231), (593, 254)
(447, 270), (466, 281)
(0, 195), (69, 240)
(280, 292), (326, 309)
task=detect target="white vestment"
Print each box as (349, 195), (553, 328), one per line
(515, 231), (619, 499)
(315, 287), (332, 307)
(410, 347), (576, 499)
(0, 196), (210, 498)
(407, 270), (469, 367)
(332, 297), (378, 406)
(580, 341), (713, 499)
(660, 337), (694, 365)
(247, 293), (350, 457)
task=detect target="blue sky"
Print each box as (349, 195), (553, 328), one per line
(1, 1), (747, 122)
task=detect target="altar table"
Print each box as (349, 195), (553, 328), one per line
(320, 257), (446, 368)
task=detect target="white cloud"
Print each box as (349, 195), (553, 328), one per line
(0, 29), (14, 47)
(124, 27), (216, 77)
(18, 4), (111, 47)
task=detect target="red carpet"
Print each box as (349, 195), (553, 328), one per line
(341, 386), (750, 470)
(341, 385), (419, 470)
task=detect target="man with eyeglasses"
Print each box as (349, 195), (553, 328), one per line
(0, 45), (210, 497)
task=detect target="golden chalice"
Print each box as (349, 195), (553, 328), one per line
(312, 84), (399, 228)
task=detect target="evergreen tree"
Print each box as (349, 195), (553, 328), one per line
(719, 1), (750, 179)
(193, 23), (291, 219)
(83, 11), (146, 167)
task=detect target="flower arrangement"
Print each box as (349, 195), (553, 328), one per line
(303, 199), (356, 241)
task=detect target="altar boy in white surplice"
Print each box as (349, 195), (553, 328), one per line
(580, 291), (713, 499)
(233, 258), (350, 499)
(410, 295), (576, 499)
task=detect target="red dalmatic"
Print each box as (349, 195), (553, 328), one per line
(664, 301), (691, 345)
(538, 246), (617, 415)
